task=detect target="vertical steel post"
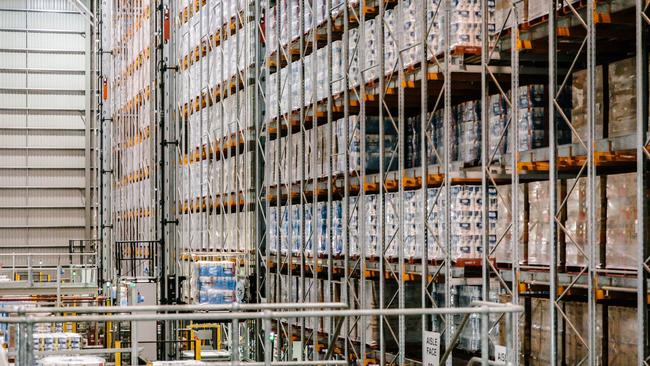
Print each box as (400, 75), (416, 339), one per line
(586, 0), (597, 364)
(548, 1), (558, 365)
(509, 1), (520, 364)
(443, 0), (453, 364)
(637, 0), (650, 364)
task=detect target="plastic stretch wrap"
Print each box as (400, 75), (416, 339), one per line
(192, 261), (237, 305)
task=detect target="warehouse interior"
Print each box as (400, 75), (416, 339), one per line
(0, 0), (648, 365)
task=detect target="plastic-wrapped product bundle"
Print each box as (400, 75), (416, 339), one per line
(266, 71), (278, 121)
(268, 206), (279, 254)
(288, 0), (300, 42)
(431, 108), (458, 163)
(332, 40), (344, 94)
(528, 298), (552, 365)
(527, 181), (550, 265)
(332, 200), (344, 255)
(315, 47), (328, 101)
(514, 84), (545, 152)
(404, 190), (423, 259)
(279, 0), (289, 47)
(426, 187), (444, 260)
(192, 261), (237, 304)
(383, 9), (398, 73)
(401, 0), (421, 67)
(565, 177), (601, 267)
(347, 115), (397, 173)
(456, 285), (500, 352)
(488, 93), (509, 160)
(456, 100), (481, 164)
(315, 201), (328, 255)
(267, 6), (277, 55)
(365, 194), (379, 258)
(349, 196), (360, 257)
(426, 0), (441, 59)
(362, 18), (379, 83)
(606, 173), (636, 269)
(571, 65), (604, 144)
(405, 115), (421, 168)
(384, 192), (399, 259)
(491, 184), (525, 263)
(609, 57), (638, 138)
(608, 306), (638, 365)
(348, 28), (360, 88)
(448, 185), (498, 260)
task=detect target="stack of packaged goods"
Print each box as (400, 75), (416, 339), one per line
(527, 181), (551, 265)
(456, 101), (482, 164)
(565, 177), (601, 267)
(433, 0), (496, 55)
(514, 84), (547, 152)
(192, 261), (237, 304)
(609, 57), (640, 137)
(449, 186), (498, 260)
(528, 300), (637, 365)
(606, 173), (637, 269)
(432, 284), (500, 352)
(488, 93), (510, 160)
(176, 0), (256, 254)
(33, 333), (83, 353)
(571, 66), (604, 143)
(528, 298), (552, 365)
(364, 195), (379, 258)
(430, 108), (458, 164)
(110, 0), (155, 242)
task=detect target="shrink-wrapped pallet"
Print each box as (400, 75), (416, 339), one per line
(609, 57), (639, 137)
(606, 173), (636, 269)
(565, 177), (602, 267)
(456, 100), (481, 164)
(528, 181), (550, 265)
(571, 65), (604, 144)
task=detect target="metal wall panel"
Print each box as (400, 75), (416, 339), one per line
(0, 73), (28, 88)
(0, 0), (76, 11)
(27, 33), (84, 51)
(0, 188), (84, 206)
(0, 130), (84, 148)
(0, 1), (91, 261)
(0, 52), (27, 68)
(28, 73), (84, 89)
(0, 169), (84, 187)
(0, 11), (28, 28)
(27, 12), (84, 31)
(0, 32), (27, 48)
(27, 53), (84, 70)
(27, 94), (85, 109)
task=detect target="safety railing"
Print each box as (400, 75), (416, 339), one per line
(0, 251), (98, 287)
(0, 301), (523, 366)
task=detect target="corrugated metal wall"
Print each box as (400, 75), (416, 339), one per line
(0, 0), (91, 261)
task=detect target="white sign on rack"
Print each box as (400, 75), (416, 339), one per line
(423, 331), (441, 366)
(494, 345), (507, 363)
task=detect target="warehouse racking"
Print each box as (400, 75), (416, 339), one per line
(99, 0), (650, 364)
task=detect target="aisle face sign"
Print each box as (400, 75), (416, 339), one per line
(494, 345), (507, 363)
(423, 331), (441, 366)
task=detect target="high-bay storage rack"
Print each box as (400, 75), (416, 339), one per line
(100, 0), (650, 364)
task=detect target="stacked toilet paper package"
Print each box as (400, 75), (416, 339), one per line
(192, 260), (237, 304)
